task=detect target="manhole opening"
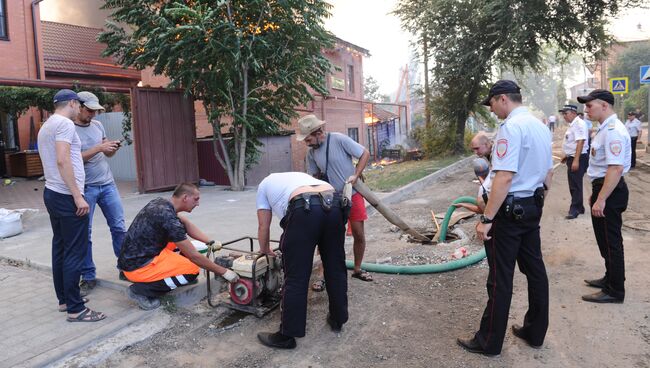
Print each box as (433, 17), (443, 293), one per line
(407, 231), (459, 244)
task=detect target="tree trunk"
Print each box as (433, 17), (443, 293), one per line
(423, 35), (431, 131)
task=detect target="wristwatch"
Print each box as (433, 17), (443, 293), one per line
(480, 215), (493, 224)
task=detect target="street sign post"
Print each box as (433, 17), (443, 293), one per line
(641, 65), (650, 84)
(609, 77), (628, 94)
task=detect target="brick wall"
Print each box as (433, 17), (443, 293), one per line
(0, 0), (43, 79)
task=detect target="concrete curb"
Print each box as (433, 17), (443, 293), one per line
(365, 156), (473, 217)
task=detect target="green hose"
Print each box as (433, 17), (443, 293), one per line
(346, 196), (486, 274)
(438, 196), (478, 242)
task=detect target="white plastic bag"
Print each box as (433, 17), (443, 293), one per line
(0, 209), (23, 238)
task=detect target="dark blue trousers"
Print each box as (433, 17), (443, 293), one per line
(566, 153), (589, 215)
(279, 202), (348, 337)
(43, 188), (89, 313)
(590, 178), (628, 299)
(475, 199), (549, 355)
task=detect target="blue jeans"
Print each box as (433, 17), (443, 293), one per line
(43, 188), (89, 313)
(81, 182), (127, 280)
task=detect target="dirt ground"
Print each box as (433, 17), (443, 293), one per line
(96, 139), (650, 368)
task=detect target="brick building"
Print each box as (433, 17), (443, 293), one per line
(0, 1), (372, 186)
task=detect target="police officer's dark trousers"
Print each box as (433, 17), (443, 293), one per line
(630, 136), (637, 167)
(566, 153), (589, 215)
(475, 197), (549, 354)
(590, 178), (628, 300)
(278, 197), (348, 337)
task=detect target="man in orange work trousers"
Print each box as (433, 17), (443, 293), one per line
(118, 183), (239, 310)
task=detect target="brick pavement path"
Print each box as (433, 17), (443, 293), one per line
(0, 262), (153, 368)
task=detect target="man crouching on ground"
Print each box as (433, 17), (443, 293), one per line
(118, 183), (239, 310)
(256, 172), (349, 349)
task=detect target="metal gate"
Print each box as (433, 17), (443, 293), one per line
(132, 88), (199, 192)
(95, 112), (137, 181)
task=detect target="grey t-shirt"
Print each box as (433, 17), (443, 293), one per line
(307, 132), (365, 192)
(75, 120), (115, 185)
(37, 113), (85, 195)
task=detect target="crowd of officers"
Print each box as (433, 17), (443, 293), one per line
(457, 81), (634, 356)
(38, 81), (638, 353)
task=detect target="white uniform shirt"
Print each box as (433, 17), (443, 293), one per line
(548, 115), (556, 123)
(256, 172), (330, 219)
(491, 107), (553, 198)
(625, 118), (641, 138)
(587, 114), (631, 180)
(562, 116), (589, 156)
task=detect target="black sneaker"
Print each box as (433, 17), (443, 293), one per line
(119, 271), (128, 281)
(126, 286), (161, 310)
(257, 331), (296, 349)
(79, 279), (97, 297)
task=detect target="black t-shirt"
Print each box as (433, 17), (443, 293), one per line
(118, 197), (187, 271)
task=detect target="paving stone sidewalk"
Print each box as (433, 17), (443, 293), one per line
(0, 262), (155, 368)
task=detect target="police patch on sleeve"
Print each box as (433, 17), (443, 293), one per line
(496, 139), (508, 159)
(609, 140), (622, 156)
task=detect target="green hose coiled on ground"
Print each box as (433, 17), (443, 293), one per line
(345, 196), (486, 274)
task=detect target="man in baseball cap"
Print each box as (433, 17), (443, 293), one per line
(39, 89), (106, 322)
(73, 91), (126, 295)
(481, 80), (521, 106)
(53, 89), (83, 104)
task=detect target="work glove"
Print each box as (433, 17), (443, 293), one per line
(222, 269), (240, 283)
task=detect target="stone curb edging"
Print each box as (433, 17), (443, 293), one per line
(365, 156), (473, 217)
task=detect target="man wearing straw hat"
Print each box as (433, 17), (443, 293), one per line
(296, 115), (372, 289)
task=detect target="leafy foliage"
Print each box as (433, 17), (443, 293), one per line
(364, 76), (390, 102)
(609, 41), (650, 91)
(99, 0), (335, 190)
(0, 86), (132, 144)
(394, 0), (644, 154)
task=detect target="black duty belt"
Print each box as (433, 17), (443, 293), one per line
(288, 192), (344, 211)
(592, 177), (625, 186)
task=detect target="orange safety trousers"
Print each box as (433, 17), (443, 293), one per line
(123, 242), (199, 283)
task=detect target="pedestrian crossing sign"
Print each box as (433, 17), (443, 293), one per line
(609, 77), (628, 94)
(641, 65), (650, 84)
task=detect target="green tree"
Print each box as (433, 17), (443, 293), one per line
(609, 41), (650, 91)
(99, 0), (334, 190)
(364, 76), (390, 102)
(394, 0), (643, 154)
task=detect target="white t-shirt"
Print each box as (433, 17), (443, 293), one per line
(548, 115), (557, 123)
(588, 114), (631, 180)
(37, 114), (85, 195)
(492, 107), (553, 198)
(562, 116), (589, 155)
(256, 172), (330, 219)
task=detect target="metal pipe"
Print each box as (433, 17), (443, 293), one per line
(31, 0), (45, 80)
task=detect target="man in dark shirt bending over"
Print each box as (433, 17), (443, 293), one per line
(119, 183), (239, 310)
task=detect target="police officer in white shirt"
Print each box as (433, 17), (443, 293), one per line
(625, 111), (642, 168)
(256, 172), (349, 349)
(560, 104), (589, 219)
(578, 89), (631, 304)
(457, 80), (553, 356)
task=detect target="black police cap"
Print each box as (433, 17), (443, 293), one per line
(481, 80), (521, 106)
(577, 89), (614, 106)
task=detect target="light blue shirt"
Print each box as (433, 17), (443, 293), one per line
(491, 107), (553, 198)
(587, 114), (631, 180)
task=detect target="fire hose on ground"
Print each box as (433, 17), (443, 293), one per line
(344, 192), (487, 274)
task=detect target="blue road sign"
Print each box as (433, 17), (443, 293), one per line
(641, 65), (650, 84)
(609, 77), (628, 94)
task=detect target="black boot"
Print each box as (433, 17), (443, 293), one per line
(257, 331), (296, 349)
